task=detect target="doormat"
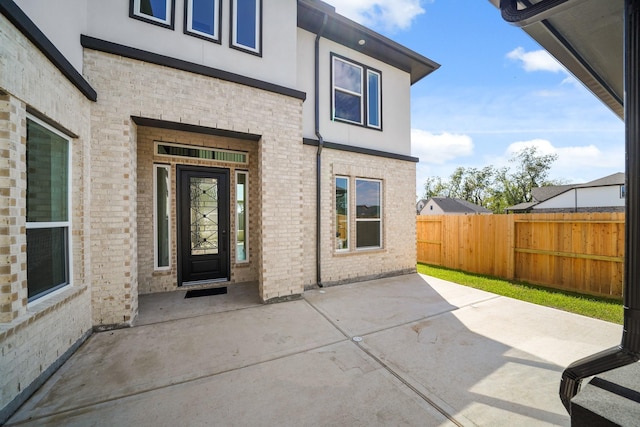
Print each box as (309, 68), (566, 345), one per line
(184, 287), (228, 299)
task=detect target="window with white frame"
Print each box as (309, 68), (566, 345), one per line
(335, 176), (349, 251)
(26, 116), (71, 301)
(130, 0), (175, 29)
(236, 171), (249, 262)
(332, 54), (382, 129)
(367, 70), (381, 128)
(355, 179), (382, 249)
(154, 164), (171, 269)
(231, 0), (262, 55)
(185, 0), (221, 41)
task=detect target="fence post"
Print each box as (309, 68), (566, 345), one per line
(506, 214), (516, 280)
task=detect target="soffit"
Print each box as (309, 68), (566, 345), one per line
(297, 0), (440, 84)
(489, 0), (624, 119)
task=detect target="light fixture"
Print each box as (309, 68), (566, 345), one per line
(358, 39), (365, 46)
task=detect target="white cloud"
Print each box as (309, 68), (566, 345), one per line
(506, 138), (556, 156)
(503, 139), (624, 182)
(507, 47), (567, 73)
(328, 0), (426, 32)
(411, 129), (474, 164)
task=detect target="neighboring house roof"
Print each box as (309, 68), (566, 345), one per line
(575, 172), (625, 188)
(531, 184), (575, 202)
(416, 198), (428, 214)
(505, 172), (625, 212)
(297, 0), (440, 85)
(505, 202), (537, 212)
(426, 197), (492, 214)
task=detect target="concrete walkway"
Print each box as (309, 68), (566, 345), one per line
(6, 274), (622, 426)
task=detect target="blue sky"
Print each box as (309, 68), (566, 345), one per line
(326, 0), (625, 197)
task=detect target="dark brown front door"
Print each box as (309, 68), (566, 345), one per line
(177, 166), (229, 285)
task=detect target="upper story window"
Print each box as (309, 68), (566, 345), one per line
(130, 0), (175, 29)
(367, 70), (381, 128)
(231, 0), (262, 55)
(331, 54), (382, 130)
(185, 0), (221, 42)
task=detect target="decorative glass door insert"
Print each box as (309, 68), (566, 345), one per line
(190, 176), (219, 255)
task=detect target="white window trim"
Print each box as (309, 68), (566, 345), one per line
(235, 170), (249, 263)
(186, 0), (221, 41)
(355, 178), (383, 250)
(231, 0), (262, 54)
(133, 0), (173, 26)
(26, 114), (73, 302)
(332, 56), (364, 126)
(367, 69), (382, 129)
(335, 176), (350, 252)
(154, 164), (171, 270)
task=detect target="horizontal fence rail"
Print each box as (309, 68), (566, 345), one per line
(417, 213), (625, 299)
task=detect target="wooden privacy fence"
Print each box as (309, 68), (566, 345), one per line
(417, 213), (625, 299)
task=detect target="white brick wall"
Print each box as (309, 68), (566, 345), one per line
(302, 145), (417, 287)
(0, 14), (92, 420)
(83, 49), (305, 307)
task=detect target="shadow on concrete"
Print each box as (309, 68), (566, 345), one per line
(6, 273), (621, 426)
(135, 281), (262, 326)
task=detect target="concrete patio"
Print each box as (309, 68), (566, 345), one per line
(5, 274), (622, 426)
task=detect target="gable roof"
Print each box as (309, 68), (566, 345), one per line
(531, 184), (575, 202)
(576, 172), (625, 188)
(505, 202), (537, 212)
(428, 197), (492, 214)
(297, 0), (440, 84)
(506, 172), (626, 211)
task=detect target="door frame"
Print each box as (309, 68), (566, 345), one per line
(176, 165), (230, 286)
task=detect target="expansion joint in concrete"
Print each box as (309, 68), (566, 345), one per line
(301, 298), (472, 426)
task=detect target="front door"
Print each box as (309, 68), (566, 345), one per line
(177, 166), (229, 285)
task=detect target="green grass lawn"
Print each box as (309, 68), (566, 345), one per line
(417, 263), (624, 324)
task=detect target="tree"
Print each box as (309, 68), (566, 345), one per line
(421, 146), (560, 213)
(501, 146), (559, 204)
(462, 166), (495, 207)
(421, 176), (447, 199)
(422, 166), (496, 208)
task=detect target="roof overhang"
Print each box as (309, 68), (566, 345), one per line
(297, 0), (440, 85)
(489, 0), (624, 119)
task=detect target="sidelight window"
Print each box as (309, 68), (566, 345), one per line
(154, 164), (171, 269)
(236, 171), (248, 262)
